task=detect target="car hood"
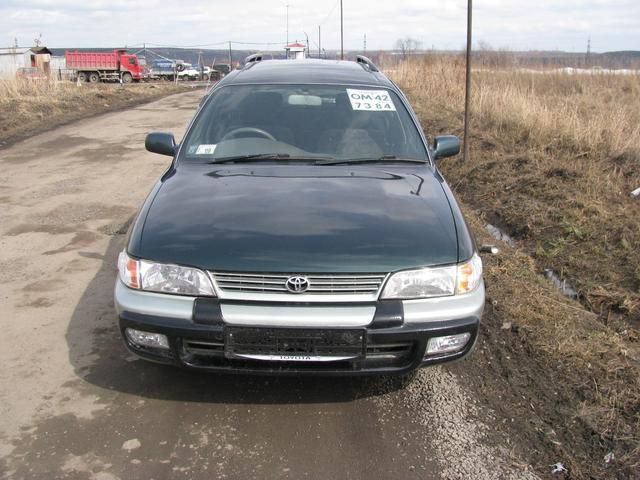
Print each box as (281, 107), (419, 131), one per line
(132, 165), (458, 273)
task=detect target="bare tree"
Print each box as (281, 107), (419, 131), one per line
(395, 37), (423, 59)
(476, 40), (515, 68)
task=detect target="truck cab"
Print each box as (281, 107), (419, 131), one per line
(118, 51), (143, 80)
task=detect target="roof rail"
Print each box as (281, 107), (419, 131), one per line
(356, 55), (379, 72)
(244, 53), (264, 65)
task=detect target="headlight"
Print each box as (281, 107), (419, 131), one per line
(381, 253), (482, 299)
(117, 251), (215, 296)
(381, 265), (456, 299)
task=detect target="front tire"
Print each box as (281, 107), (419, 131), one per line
(122, 72), (133, 83)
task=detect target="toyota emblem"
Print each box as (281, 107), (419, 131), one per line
(285, 276), (310, 293)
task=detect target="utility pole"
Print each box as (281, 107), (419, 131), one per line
(286, 4), (290, 45)
(304, 32), (309, 58)
(363, 34), (366, 55)
(228, 41), (232, 69)
(585, 35), (591, 67)
(318, 25), (321, 58)
(340, 0), (344, 60)
(463, 0), (473, 163)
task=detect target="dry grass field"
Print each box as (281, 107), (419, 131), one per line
(0, 79), (183, 145)
(391, 56), (640, 317)
(389, 56), (640, 478)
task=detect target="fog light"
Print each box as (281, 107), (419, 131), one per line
(125, 328), (170, 350)
(426, 333), (471, 356)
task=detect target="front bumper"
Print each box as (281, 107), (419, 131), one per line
(115, 281), (484, 375)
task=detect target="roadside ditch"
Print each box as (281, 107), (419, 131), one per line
(457, 207), (639, 479)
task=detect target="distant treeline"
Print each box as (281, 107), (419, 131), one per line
(511, 50), (640, 69)
(49, 47), (640, 69)
(381, 49), (640, 69)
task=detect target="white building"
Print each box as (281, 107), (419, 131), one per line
(284, 43), (306, 60)
(0, 46), (52, 79)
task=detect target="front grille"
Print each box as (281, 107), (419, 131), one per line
(179, 332), (417, 372)
(212, 272), (387, 295)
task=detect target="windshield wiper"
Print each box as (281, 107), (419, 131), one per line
(208, 153), (333, 164)
(208, 153), (291, 164)
(315, 155), (428, 166)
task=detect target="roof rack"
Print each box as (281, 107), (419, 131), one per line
(244, 53), (264, 65)
(356, 55), (379, 72)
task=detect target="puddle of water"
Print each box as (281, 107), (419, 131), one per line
(543, 269), (578, 299)
(484, 222), (579, 300)
(485, 223), (516, 246)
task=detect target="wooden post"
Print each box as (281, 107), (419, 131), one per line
(463, 0), (473, 162)
(340, 0), (344, 60)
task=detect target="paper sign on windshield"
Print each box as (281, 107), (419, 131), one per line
(346, 89), (396, 112)
(195, 144), (217, 155)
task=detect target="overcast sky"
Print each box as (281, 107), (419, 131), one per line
(1, 0), (639, 53)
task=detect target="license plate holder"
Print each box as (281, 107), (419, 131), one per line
(224, 327), (365, 362)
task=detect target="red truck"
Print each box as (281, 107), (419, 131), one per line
(65, 49), (143, 83)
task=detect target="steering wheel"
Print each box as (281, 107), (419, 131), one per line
(221, 127), (276, 142)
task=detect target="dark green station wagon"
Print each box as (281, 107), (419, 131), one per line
(115, 56), (484, 375)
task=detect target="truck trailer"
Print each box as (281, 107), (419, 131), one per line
(64, 49), (143, 83)
(148, 59), (184, 81)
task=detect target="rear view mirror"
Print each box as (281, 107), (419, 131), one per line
(433, 135), (460, 160)
(145, 132), (176, 157)
(288, 94), (322, 106)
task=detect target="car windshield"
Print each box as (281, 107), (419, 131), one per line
(179, 84), (429, 163)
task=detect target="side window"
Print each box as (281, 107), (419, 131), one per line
(129, 58), (136, 65)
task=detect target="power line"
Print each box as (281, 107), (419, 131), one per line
(144, 49), (174, 61)
(309, 34), (320, 51)
(228, 40), (287, 46)
(142, 41), (229, 48)
(320, 0), (340, 25)
(127, 40), (287, 50)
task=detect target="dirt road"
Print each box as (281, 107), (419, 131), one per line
(0, 91), (539, 480)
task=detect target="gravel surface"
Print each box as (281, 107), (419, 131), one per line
(375, 367), (540, 480)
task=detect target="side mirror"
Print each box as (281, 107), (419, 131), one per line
(145, 132), (176, 157)
(433, 135), (460, 160)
